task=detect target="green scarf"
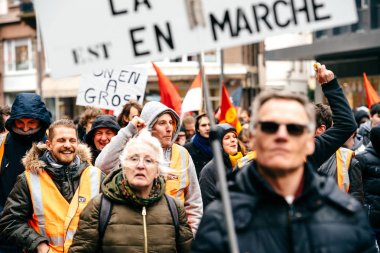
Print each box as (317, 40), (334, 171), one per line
(117, 173), (165, 207)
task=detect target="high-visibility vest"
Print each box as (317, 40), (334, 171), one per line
(166, 144), (190, 203)
(336, 147), (354, 192)
(25, 166), (101, 253)
(237, 151), (257, 169)
(0, 133), (8, 174)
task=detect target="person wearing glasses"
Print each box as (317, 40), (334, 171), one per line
(192, 90), (375, 251)
(95, 101), (202, 235)
(69, 130), (193, 253)
(199, 123), (245, 209)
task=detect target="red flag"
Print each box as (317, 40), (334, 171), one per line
(152, 62), (182, 115)
(218, 81), (242, 133)
(363, 72), (380, 108)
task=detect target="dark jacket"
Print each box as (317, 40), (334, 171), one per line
(69, 167), (193, 253)
(184, 136), (212, 178)
(199, 124), (236, 209)
(318, 148), (364, 204)
(85, 115), (120, 164)
(192, 161), (376, 253)
(308, 79), (357, 170)
(352, 144), (380, 228)
(0, 143), (101, 252)
(0, 93), (51, 211)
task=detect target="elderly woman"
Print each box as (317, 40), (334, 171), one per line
(199, 123), (245, 209)
(69, 130), (193, 253)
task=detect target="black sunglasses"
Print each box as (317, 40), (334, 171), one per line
(256, 121), (310, 136)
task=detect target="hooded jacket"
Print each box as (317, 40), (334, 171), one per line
(69, 168), (193, 253)
(95, 101), (203, 235)
(0, 143), (102, 252)
(199, 124), (241, 209)
(85, 115), (120, 164)
(0, 93), (51, 211)
(192, 161), (376, 253)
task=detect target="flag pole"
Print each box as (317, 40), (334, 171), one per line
(197, 53), (240, 253)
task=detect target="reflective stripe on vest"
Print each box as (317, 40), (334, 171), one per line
(25, 165), (101, 253)
(237, 151), (256, 169)
(165, 144), (189, 203)
(336, 148), (354, 192)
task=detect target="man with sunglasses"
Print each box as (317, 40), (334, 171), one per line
(192, 69), (375, 252)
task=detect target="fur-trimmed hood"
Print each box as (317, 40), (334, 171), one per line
(22, 143), (92, 174)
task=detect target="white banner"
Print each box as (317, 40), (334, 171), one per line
(76, 66), (148, 111)
(34, 0), (358, 78)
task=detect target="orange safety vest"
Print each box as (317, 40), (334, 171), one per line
(25, 166), (101, 253)
(0, 133), (8, 174)
(165, 144), (190, 203)
(336, 147), (354, 192)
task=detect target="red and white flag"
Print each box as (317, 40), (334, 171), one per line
(181, 72), (202, 117)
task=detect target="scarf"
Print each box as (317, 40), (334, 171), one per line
(229, 152), (243, 169)
(117, 173), (165, 207)
(192, 133), (213, 157)
(45, 150), (81, 169)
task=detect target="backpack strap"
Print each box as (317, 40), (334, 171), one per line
(164, 194), (179, 251)
(98, 194), (113, 242)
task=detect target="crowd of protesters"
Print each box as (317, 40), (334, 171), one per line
(0, 64), (380, 252)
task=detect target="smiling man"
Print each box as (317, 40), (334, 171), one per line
(96, 101), (202, 235)
(85, 115), (120, 164)
(192, 90), (376, 253)
(0, 119), (103, 253)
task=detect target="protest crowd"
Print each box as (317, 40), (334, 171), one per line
(1, 63), (380, 253)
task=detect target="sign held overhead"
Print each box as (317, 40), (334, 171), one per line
(34, 0), (358, 78)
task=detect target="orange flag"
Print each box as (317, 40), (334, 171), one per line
(218, 81), (242, 133)
(152, 62), (182, 115)
(363, 72), (380, 108)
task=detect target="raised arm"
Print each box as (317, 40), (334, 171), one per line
(308, 64), (357, 169)
(95, 117), (145, 174)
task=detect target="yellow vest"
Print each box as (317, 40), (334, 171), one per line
(336, 147), (354, 192)
(165, 144), (190, 203)
(25, 166), (101, 253)
(0, 133), (8, 174)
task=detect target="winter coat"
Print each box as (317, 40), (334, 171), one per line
(0, 143), (100, 252)
(84, 115), (120, 164)
(318, 148), (364, 204)
(95, 101), (202, 235)
(352, 144), (380, 228)
(184, 138), (212, 178)
(0, 93), (51, 211)
(192, 161), (376, 253)
(199, 124), (240, 209)
(69, 168), (193, 253)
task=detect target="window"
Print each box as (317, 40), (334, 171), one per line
(4, 38), (35, 73)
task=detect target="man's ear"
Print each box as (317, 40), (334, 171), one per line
(45, 139), (52, 151)
(305, 134), (315, 156)
(314, 125), (326, 136)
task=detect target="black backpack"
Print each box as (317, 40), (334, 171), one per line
(98, 194), (180, 250)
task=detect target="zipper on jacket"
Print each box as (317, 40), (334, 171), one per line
(142, 206), (148, 253)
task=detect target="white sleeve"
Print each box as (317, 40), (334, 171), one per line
(94, 123), (137, 174)
(184, 154), (203, 236)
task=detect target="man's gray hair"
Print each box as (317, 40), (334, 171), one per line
(250, 90), (316, 133)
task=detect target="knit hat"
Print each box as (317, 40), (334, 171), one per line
(354, 110), (370, 127)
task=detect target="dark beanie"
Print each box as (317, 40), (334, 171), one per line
(370, 125), (380, 155)
(354, 110), (369, 127)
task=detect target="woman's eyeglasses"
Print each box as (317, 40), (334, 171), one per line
(126, 155), (157, 168)
(257, 121), (310, 136)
